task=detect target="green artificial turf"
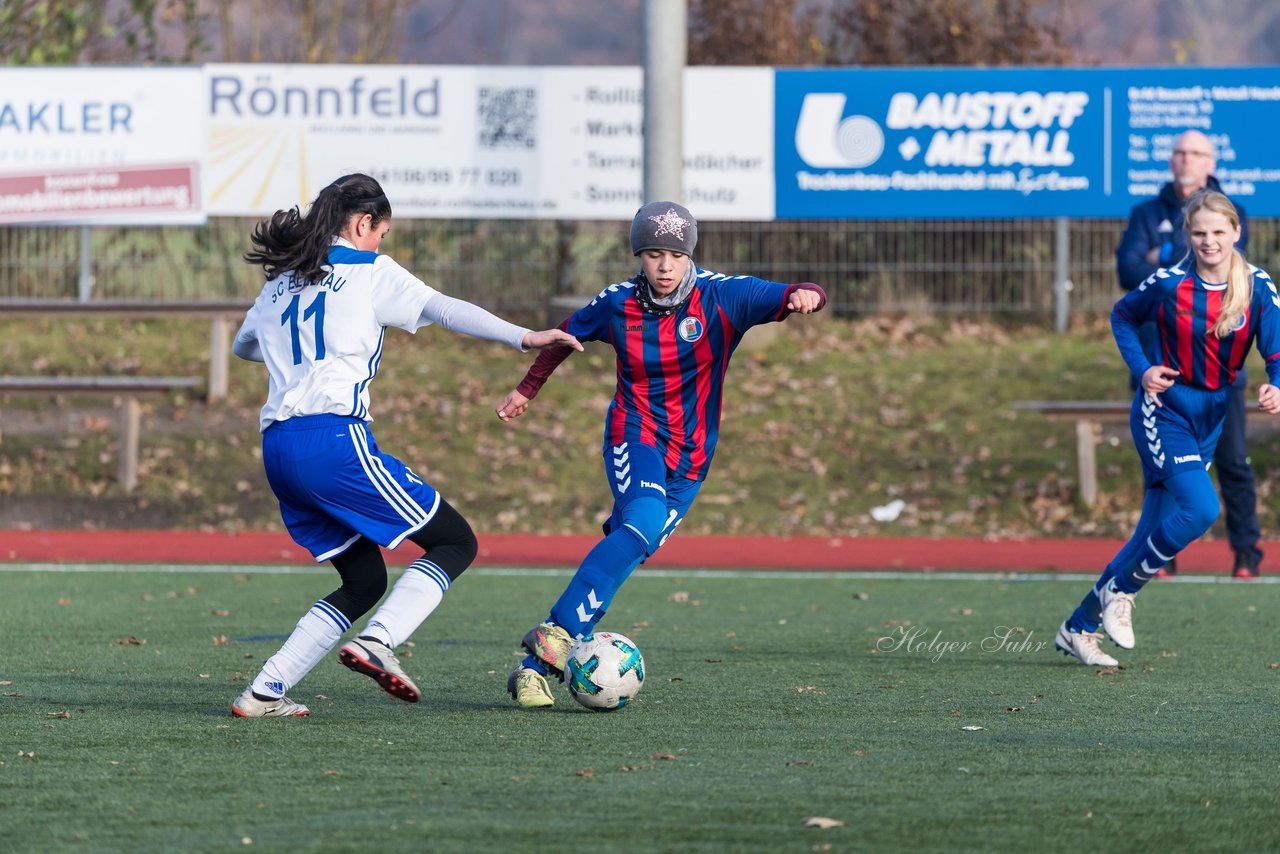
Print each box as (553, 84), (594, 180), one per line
(1, 567), (1277, 853)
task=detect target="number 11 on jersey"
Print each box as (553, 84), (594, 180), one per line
(281, 292), (327, 364)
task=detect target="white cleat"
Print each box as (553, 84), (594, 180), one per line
(1099, 582), (1137, 649)
(231, 688), (311, 717)
(1055, 621), (1119, 667)
(339, 637), (422, 703)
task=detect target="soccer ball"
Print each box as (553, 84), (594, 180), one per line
(565, 631), (645, 711)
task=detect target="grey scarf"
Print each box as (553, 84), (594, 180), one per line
(634, 262), (697, 316)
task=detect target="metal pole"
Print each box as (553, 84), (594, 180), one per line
(643, 0), (686, 204)
(78, 226), (93, 301)
(1054, 216), (1071, 333)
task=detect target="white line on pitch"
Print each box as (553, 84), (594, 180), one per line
(0, 563), (1275, 584)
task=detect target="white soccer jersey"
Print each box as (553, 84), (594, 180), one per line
(236, 238), (437, 431)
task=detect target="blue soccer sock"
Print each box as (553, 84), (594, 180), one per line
(1115, 470), (1218, 593)
(1067, 485), (1168, 633)
(1067, 471), (1217, 632)
(548, 528), (648, 638)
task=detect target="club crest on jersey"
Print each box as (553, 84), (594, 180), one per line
(677, 316), (704, 342)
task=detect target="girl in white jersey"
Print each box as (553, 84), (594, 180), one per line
(230, 173), (580, 717)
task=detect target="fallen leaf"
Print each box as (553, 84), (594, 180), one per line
(575, 769), (593, 777)
(46, 710), (71, 719)
(803, 816), (846, 828)
(667, 591), (689, 602)
(57, 597), (71, 606)
(652, 753), (679, 761)
(115, 636), (145, 645)
(212, 610), (230, 617)
(212, 635), (229, 646)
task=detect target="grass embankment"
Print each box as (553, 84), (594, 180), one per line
(2, 314), (1278, 539)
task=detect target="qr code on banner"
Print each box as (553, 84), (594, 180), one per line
(478, 87), (537, 149)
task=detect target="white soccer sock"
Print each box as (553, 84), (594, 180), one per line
(251, 600), (351, 699)
(360, 559), (450, 648)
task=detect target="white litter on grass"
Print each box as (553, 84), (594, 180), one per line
(961, 725), (985, 731)
(870, 498), (906, 522)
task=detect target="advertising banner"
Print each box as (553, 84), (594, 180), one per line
(2, 65), (1277, 222)
(203, 64), (774, 220)
(0, 67), (204, 225)
(775, 66), (1280, 219)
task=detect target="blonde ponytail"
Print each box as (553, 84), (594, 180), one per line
(1213, 249), (1251, 338)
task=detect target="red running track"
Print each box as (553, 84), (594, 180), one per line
(0, 529), (1250, 573)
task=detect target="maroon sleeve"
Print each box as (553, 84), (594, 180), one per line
(780, 283), (827, 319)
(515, 317), (575, 400)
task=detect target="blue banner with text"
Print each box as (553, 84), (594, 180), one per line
(774, 66), (1280, 219)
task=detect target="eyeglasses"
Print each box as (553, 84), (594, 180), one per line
(1173, 149), (1212, 158)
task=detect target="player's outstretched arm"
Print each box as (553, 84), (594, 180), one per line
(496, 389), (531, 422)
(522, 329), (583, 351)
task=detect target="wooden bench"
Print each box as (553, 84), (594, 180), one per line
(0, 375), (201, 492)
(1012, 399), (1272, 507)
(0, 300), (248, 402)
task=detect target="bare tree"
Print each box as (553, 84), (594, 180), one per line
(688, 0), (1075, 67)
(1165, 0), (1277, 65)
(821, 0), (1073, 67)
(0, 0), (204, 64)
(209, 0), (407, 63)
(688, 0), (821, 65)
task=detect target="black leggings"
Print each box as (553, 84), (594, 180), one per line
(324, 497), (478, 622)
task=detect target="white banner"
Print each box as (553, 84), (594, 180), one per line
(203, 64), (774, 220)
(0, 68), (205, 224)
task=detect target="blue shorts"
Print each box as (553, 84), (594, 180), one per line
(603, 441), (702, 554)
(262, 414), (439, 562)
(1129, 384), (1228, 487)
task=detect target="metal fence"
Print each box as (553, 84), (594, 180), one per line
(4, 217), (1280, 323)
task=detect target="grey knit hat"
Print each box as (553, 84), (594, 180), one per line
(630, 201), (698, 256)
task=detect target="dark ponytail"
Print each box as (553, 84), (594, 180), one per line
(244, 173), (392, 283)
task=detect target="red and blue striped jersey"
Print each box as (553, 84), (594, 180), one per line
(517, 268), (824, 481)
(1113, 260), (1280, 391)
